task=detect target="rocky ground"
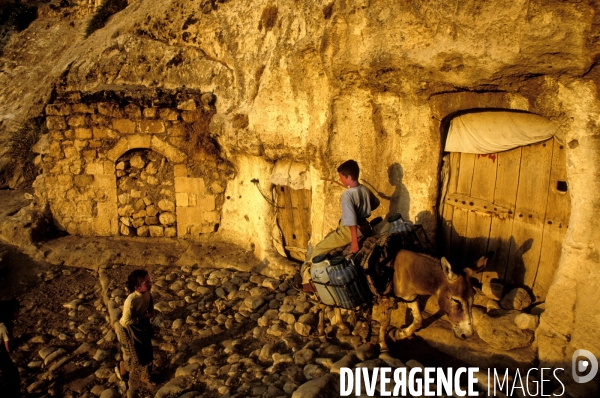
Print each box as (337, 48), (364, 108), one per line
(0, 189), (468, 398)
(0, 239), (461, 398)
(0, 188), (568, 398)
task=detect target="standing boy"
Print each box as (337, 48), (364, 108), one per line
(301, 159), (380, 284)
(115, 269), (156, 386)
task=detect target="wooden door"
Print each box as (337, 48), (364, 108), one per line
(275, 185), (312, 262)
(440, 138), (570, 302)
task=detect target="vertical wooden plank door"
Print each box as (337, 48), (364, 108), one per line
(440, 138), (570, 302)
(275, 185), (312, 262)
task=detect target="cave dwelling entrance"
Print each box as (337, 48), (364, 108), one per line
(439, 110), (570, 302)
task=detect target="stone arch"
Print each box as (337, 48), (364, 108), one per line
(106, 135), (187, 164)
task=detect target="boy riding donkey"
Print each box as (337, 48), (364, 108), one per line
(298, 160), (380, 316)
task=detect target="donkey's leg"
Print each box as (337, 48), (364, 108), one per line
(391, 300), (422, 340)
(377, 297), (395, 352)
(334, 307), (348, 330)
(317, 304), (325, 336)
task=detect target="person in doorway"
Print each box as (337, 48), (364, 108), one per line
(300, 159), (380, 285)
(0, 298), (21, 397)
(114, 269), (156, 386)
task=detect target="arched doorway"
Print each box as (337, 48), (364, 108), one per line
(439, 111), (570, 302)
(270, 161), (312, 262)
(116, 149), (177, 237)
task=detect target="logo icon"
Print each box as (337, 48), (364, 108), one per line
(572, 349), (598, 383)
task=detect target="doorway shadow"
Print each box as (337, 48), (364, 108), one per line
(440, 223), (535, 298)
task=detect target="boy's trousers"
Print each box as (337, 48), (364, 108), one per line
(301, 219), (371, 283)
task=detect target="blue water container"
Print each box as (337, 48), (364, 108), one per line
(327, 256), (372, 309)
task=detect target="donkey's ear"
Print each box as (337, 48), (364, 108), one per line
(464, 251), (494, 277)
(441, 257), (458, 282)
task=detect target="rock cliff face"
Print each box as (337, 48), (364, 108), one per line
(1, 0), (600, 376)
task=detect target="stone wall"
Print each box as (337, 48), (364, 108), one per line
(33, 87), (231, 238)
(116, 149), (176, 238)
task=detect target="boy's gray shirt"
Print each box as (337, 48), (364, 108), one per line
(340, 185), (380, 226)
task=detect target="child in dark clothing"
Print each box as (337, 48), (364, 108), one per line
(115, 269), (156, 385)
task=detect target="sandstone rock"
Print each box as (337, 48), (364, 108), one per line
(136, 225), (149, 237)
(155, 301), (171, 313)
(472, 307), (534, 350)
(178, 99), (197, 111)
(294, 322), (312, 336)
(279, 312), (296, 325)
(500, 288), (532, 310)
(267, 323), (287, 337)
(244, 295), (265, 311)
(482, 282), (504, 300)
(314, 357), (333, 370)
(49, 354), (72, 371)
(69, 374), (96, 393)
(90, 385), (105, 396)
(172, 319), (184, 329)
(99, 389), (119, 398)
(63, 299), (82, 309)
(158, 199), (175, 212)
(39, 346), (58, 359)
(29, 335), (48, 344)
(209, 181), (225, 194)
(291, 374), (335, 398)
(130, 155), (145, 169)
(73, 342), (95, 356)
(514, 313), (539, 330)
(44, 347), (67, 365)
(27, 380), (45, 394)
(487, 299), (501, 312)
(149, 225), (164, 237)
(294, 348), (316, 366)
(93, 349), (109, 361)
(331, 354), (359, 374)
(155, 376), (191, 398)
(262, 278), (280, 290)
(272, 353), (293, 370)
(27, 360), (43, 368)
(94, 366), (113, 379)
(355, 343), (379, 361)
(298, 312), (316, 326)
(159, 212), (176, 225)
(120, 224), (131, 236)
(303, 363), (325, 381)
(176, 362), (200, 377)
(146, 205), (158, 216)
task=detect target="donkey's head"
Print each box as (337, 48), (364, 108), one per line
(437, 252), (493, 339)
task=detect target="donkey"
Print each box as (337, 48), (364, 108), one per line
(376, 249), (493, 351)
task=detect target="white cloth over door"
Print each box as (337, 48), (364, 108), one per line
(445, 111), (561, 154)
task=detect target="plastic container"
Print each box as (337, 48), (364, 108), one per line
(310, 255), (338, 306)
(327, 256), (372, 309)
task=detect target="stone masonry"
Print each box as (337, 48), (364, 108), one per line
(33, 87), (231, 238)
